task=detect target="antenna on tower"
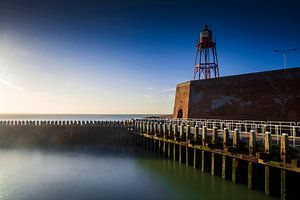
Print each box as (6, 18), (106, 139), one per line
(193, 25), (219, 80)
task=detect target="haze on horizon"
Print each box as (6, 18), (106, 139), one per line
(0, 0), (299, 114)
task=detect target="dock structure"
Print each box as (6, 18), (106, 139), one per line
(133, 118), (300, 200)
(0, 118), (300, 199)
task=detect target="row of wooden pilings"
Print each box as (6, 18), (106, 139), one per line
(0, 120), (133, 148)
(132, 119), (300, 200)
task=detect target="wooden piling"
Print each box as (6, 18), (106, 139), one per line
(193, 149), (197, 168)
(179, 145), (182, 163)
(201, 151), (205, 172)
(232, 158), (237, 183)
(248, 162), (253, 189)
(202, 126), (207, 146)
(264, 132), (272, 156)
(186, 146), (189, 166)
(167, 142), (171, 158)
(173, 143), (176, 161)
(233, 128), (240, 151)
(265, 166), (270, 196)
(222, 155), (226, 179)
(212, 127), (218, 145)
(223, 128), (229, 149)
(211, 152), (215, 176)
(249, 130), (256, 156)
(280, 133), (289, 200)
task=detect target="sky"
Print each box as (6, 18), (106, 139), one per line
(0, 0), (299, 114)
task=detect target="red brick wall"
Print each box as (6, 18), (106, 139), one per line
(173, 67), (300, 121)
(173, 82), (190, 119)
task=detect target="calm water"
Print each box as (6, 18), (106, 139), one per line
(0, 115), (276, 199)
(0, 147), (277, 200)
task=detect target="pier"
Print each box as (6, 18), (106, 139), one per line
(133, 118), (300, 200)
(0, 118), (300, 199)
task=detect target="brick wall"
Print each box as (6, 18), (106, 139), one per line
(173, 67), (300, 121)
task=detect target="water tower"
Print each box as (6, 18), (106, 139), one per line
(193, 25), (219, 80)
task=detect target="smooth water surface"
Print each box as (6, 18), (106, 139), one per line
(0, 147), (276, 200)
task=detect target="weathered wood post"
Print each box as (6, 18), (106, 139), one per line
(232, 128), (240, 183)
(211, 127), (218, 176)
(280, 133), (289, 200)
(223, 128), (229, 149)
(248, 130), (256, 189)
(193, 126), (199, 168)
(173, 124), (178, 161)
(264, 132), (272, 196)
(222, 128), (229, 179)
(202, 126), (207, 146)
(212, 127), (218, 146)
(178, 124), (184, 163)
(201, 126), (207, 172)
(186, 125), (191, 166)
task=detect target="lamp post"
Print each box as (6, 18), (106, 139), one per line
(274, 48), (297, 69)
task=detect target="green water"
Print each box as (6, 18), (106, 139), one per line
(0, 147), (276, 200)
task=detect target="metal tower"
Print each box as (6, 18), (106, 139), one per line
(194, 25), (219, 80)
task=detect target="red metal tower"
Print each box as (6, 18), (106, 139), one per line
(193, 25), (219, 80)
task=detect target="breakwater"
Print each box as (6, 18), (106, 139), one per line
(0, 120), (133, 148)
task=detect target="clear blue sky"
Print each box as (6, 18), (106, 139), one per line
(0, 0), (299, 114)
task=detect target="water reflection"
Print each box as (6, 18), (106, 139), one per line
(0, 147), (277, 200)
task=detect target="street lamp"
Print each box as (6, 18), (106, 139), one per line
(274, 48), (297, 69)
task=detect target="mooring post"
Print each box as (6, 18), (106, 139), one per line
(154, 122), (158, 136)
(168, 123), (172, 138)
(264, 132), (272, 156)
(159, 123), (163, 137)
(233, 128), (240, 152)
(146, 122), (149, 134)
(163, 123), (167, 138)
(212, 127), (218, 146)
(180, 125), (184, 141)
(186, 125), (191, 142)
(202, 126), (207, 146)
(280, 133), (289, 200)
(249, 130), (256, 156)
(248, 130), (256, 190)
(174, 124), (178, 141)
(223, 128), (229, 149)
(264, 132), (272, 196)
(194, 125), (199, 144)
